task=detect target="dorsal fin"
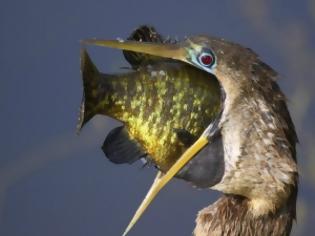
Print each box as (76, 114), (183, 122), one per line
(102, 126), (147, 164)
(123, 25), (164, 69)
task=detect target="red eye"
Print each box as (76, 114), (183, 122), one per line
(198, 53), (214, 67)
(201, 55), (212, 65)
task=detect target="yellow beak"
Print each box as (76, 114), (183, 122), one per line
(81, 38), (190, 64)
(82, 38), (209, 235)
(123, 136), (208, 236)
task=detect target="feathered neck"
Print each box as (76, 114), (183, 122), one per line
(193, 191), (296, 236)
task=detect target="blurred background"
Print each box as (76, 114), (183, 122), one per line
(1, 0), (314, 235)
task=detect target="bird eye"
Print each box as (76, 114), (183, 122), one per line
(198, 52), (214, 67)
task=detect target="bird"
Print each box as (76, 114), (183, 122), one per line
(81, 26), (298, 236)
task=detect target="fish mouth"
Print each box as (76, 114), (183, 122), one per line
(81, 38), (220, 236)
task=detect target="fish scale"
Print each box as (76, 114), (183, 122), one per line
(79, 51), (221, 171)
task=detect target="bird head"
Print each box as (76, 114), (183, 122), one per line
(83, 36), (221, 75)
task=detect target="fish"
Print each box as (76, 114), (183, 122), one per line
(79, 26), (225, 235)
(78, 25), (222, 176)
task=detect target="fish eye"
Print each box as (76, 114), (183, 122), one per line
(197, 52), (215, 68)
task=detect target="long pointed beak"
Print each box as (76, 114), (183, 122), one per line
(122, 136), (209, 236)
(81, 39), (189, 63)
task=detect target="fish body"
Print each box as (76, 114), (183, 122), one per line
(79, 26), (225, 234)
(79, 51), (221, 171)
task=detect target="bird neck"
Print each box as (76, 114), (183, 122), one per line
(194, 192), (296, 236)
(212, 68), (298, 217)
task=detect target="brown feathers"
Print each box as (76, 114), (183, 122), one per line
(194, 194), (296, 236)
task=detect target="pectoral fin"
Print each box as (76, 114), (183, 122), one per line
(102, 126), (147, 164)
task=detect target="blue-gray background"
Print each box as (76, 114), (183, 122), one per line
(1, 0), (314, 235)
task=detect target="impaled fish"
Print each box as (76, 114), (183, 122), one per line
(79, 26), (224, 235)
(79, 26), (222, 174)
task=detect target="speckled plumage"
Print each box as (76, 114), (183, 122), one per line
(188, 37), (298, 236)
(194, 194), (296, 236)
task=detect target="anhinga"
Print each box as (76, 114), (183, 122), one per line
(80, 26), (298, 236)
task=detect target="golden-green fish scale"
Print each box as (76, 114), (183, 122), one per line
(100, 62), (221, 171)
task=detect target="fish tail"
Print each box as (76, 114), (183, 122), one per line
(77, 49), (105, 132)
